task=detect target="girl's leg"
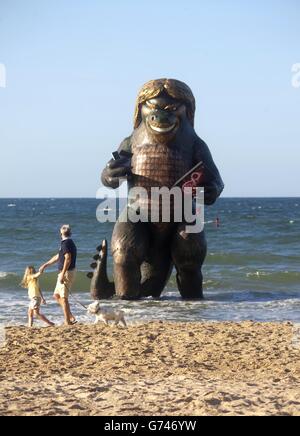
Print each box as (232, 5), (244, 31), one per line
(28, 308), (34, 327)
(34, 309), (55, 327)
(121, 318), (127, 328)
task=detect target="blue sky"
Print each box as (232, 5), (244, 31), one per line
(0, 0), (299, 197)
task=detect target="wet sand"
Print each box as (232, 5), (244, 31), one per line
(0, 321), (299, 416)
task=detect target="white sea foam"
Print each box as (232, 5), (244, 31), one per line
(246, 271), (270, 278)
(0, 272), (9, 279)
(7, 204), (16, 207)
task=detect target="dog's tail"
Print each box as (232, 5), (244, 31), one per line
(87, 240), (115, 300)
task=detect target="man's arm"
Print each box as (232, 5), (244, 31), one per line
(39, 254), (59, 273)
(59, 253), (71, 284)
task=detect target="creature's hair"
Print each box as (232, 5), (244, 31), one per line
(134, 78), (196, 129)
(20, 266), (36, 289)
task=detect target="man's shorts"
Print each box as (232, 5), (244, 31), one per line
(29, 297), (42, 310)
(54, 269), (76, 299)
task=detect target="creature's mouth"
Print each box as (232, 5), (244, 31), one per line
(148, 123), (177, 134)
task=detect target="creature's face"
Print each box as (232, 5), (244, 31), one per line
(141, 94), (187, 140)
(87, 301), (100, 315)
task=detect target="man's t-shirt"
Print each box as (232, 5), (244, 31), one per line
(58, 238), (77, 271)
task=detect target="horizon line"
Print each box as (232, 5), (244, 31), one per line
(1, 196), (300, 200)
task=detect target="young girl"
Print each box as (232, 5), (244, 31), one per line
(21, 266), (54, 328)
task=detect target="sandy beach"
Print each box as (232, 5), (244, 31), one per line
(0, 321), (299, 416)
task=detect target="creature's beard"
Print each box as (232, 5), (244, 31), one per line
(149, 132), (177, 145)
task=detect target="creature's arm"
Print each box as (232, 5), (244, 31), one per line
(193, 137), (224, 205)
(101, 136), (132, 189)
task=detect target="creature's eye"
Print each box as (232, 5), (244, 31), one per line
(165, 105), (178, 112)
(146, 101), (156, 109)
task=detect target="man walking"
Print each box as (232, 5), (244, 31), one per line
(40, 225), (77, 325)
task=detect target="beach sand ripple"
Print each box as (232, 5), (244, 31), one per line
(0, 322), (299, 416)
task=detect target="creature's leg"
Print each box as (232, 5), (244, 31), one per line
(112, 219), (149, 299)
(139, 224), (173, 298)
(171, 225), (207, 299)
(140, 248), (173, 298)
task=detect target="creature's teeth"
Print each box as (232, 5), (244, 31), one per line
(90, 262), (97, 269)
(150, 124), (175, 133)
(87, 272), (94, 279)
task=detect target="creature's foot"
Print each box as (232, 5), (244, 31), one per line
(176, 271), (204, 300)
(114, 261), (142, 300)
(118, 291), (142, 301)
(180, 290), (204, 300)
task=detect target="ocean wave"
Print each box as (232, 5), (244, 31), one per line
(207, 252), (299, 266)
(0, 272), (13, 279)
(0, 292), (299, 324)
(246, 271), (271, 278)
(246, 270), (300, 284)
(0, 270), (93, 292)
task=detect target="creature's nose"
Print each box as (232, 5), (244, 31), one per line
(149, 110), (173, 125)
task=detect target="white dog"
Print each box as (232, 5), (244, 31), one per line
(87, 301), (127, 327)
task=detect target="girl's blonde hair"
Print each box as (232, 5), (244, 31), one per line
(20, 266), (36, 289)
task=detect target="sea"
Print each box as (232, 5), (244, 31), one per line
(0, 198), (299, 326)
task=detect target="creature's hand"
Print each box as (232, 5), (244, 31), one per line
(204, 182), (219, 205)
(42, 299), (46, 305)
(102, 157), (132, 188)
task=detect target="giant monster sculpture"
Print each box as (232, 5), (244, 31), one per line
(88, 79), (224, 300)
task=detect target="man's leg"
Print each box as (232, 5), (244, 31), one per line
(54, 294), (63, 307)
(60, 297), (72, 325)
(64, 271), (76, 323)
(54, 294), (72, 325)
